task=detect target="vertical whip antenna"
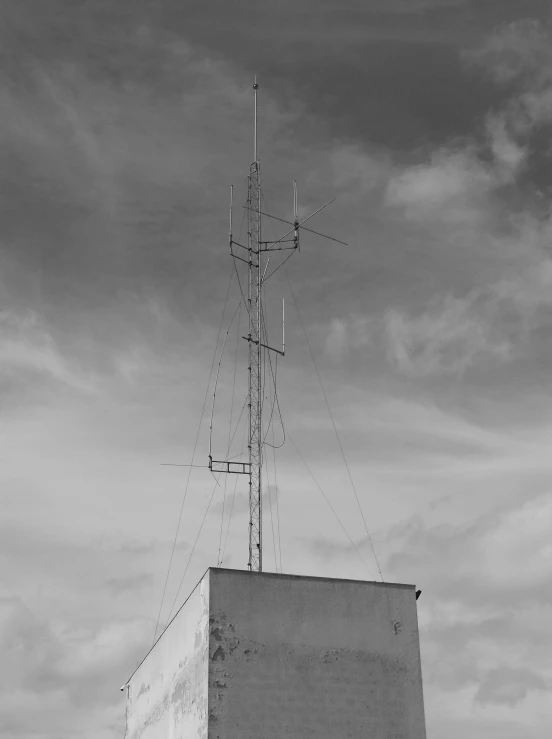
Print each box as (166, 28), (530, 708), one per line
(229, 185), (233, 245)
(254, 76), (258, 163)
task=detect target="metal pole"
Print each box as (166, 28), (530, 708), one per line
(254, 76), (258, 163)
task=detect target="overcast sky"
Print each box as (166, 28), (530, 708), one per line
(2, 2), (552, 737)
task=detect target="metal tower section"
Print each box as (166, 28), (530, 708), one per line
(247, 80), (262, 571)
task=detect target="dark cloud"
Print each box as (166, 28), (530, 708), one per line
(3, 3), (550, 387)
(463, 17), (552, 191)
(152, 0), (550, 152)
(2, 0), (543, 160)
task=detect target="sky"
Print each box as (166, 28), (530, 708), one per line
(2, 1), (552, 737)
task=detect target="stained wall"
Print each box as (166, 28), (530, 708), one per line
(124, 573), (210, 739)
(125, 568), (426, 739)
(208, 569), (426, 739)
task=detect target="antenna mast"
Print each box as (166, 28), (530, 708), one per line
(208, 78), (345, 572)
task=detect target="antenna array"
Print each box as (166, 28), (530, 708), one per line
(209, 79), (345, 572)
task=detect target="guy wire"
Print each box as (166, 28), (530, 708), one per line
(284, 267), (384, 582)
(217, 303), (241, 565)
(220, 418), (248, 566)
(152, 266), (234, 645)
(265, 451), (278, 572)
(271, 421), (283, 573)
(165, 475), (220, 623)
(168, 390), (248, 620)
(209, 300), (241, 462)
(287, 433), (376, 579)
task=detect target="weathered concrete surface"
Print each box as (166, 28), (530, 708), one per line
(124, 574), (210, 739)
(208, 569), (426, 739)
(125, 569), (426, 739)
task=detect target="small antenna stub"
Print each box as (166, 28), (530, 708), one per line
(229, 184), (233, 244)
(282, 298), (285, 356)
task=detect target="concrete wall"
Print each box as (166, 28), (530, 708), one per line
(125, 568), (426, 739)
(125, 573), (210, 739)
(208, 569), (426, 739)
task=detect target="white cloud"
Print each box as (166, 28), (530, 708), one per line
(383, 294), (510, 376)
(0, 308), (97, 394)
(375, 243), (552, 378)
(385, 149), (494, 222)
(464, 19), (552, 139)
(0, 593), (148, 737)
(387, 491), (552, 599)
(324, 313), (375, 359)
(329, 144), (390, 194)
(380, 489), (552, 726)
(475, 668), (549, 708)
(485, 114), (526, 178)
(462, 19), (551, 88)
(480, 495), (552, 588)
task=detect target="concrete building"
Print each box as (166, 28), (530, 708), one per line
(124, 568), (426, 739)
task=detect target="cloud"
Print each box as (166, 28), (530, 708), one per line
(0, 523), (174, 735)
(384, 20), (552, 230)
(320, 277), (542, 376)
(463, 19), (552, 140)
(462, 19), (551, 88)
(387, 492), (552, 600)
(385, 149), (496, 222)
(119, 541), (156, 557)
(324, 314), (376, 359)
(0, 594), (149, 736)
(475, 667), (548, 707)
(384, 123), (526, 225)
(383, 294), (510, 376)
(327, 144), (391, 196)
(3, 8), (552, 739)
(377, 50), (552, 379)
(379, 490), (552, 715)
(381, 244), (552, 377)
(485, 113), (527, 176)
(0, 308), (98, 397)
(105, 574), (154, 597)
